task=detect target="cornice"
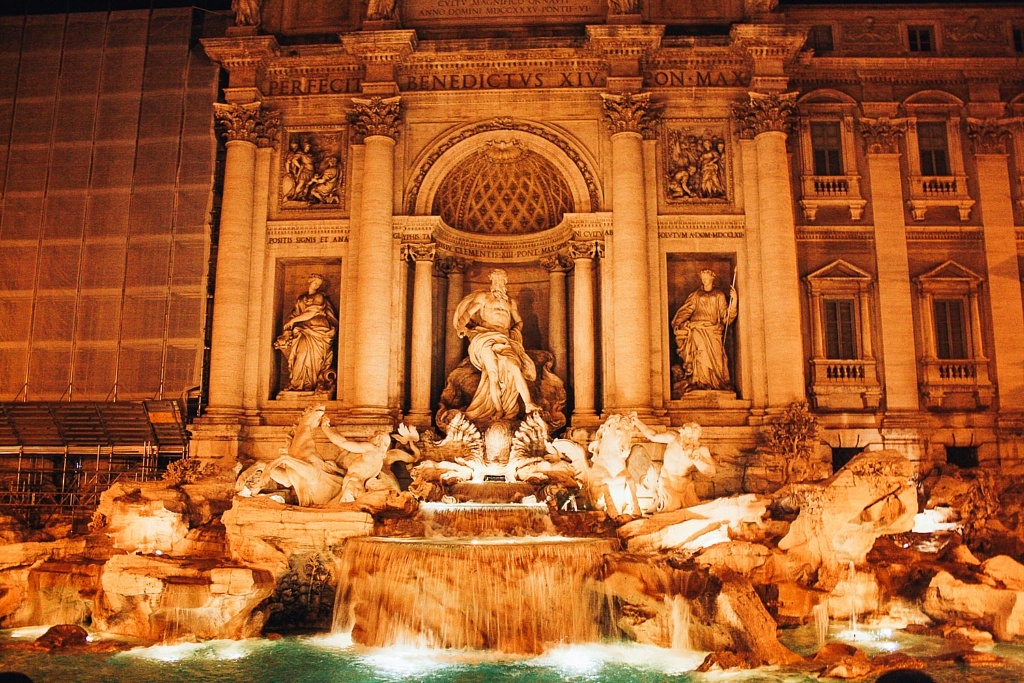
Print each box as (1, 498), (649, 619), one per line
(201, 35), (280, 68)
(795, 226), (874, 241)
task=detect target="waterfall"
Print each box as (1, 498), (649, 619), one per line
(847, 560), (858, 634)
(812, 602), (829, 650)
(332, 536), (614, 654)
(668, 595), (692, 652)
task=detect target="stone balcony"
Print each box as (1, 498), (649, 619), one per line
(907, 174), (974, 221)
(799, 174), (867, 221)
(920, 358), (994, 411)
(808, 358), (882, 411)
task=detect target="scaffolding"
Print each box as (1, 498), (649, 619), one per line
(0, 400), (188, 528)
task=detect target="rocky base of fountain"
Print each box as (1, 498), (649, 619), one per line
(3, 427), (1024, 681)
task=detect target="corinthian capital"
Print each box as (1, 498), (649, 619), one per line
(731, 91), (797, 139)
(601, 92), (658, 137)
(566, 240), (604, 260)
(540, 252), (574, 273)
(404, 243), (436, 262)
(967, 118), (1013, 155)
(859, 117), (906, 154)
(213, 102), (280, 145)
(350, 96), (402, 140)
(436, 255), (472, 276)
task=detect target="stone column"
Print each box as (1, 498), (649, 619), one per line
(242, 132), (277, 416)
(349, 96), (401, 416)
(437, 256), (472, 376)
(968, 121), (1024, 414)
(207, 102), (278, 416)
(601, 92), (656, 413)
(405, 243), (436, 426)
(733, 92), (805, 407)
(860, 118), (920, 413)
(540, 252), (573, 384)
(569, 240), (602, 423)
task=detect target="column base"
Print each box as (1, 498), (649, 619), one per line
(199, 406), (245, 424)
(570, 410), (601, 429)
(404, 410), (434, 430)
(345, 406), (400, 428)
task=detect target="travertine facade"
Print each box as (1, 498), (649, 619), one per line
(3, 1), (1024, 475)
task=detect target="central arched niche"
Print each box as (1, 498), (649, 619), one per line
(432, 139), (575, 235)
(410, 124), (599, 222)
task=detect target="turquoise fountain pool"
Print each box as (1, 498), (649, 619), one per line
(2, 626), (1023, 683)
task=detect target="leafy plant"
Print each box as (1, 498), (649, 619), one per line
(162, 457), (215, 487)
(764, 401), (819, 483)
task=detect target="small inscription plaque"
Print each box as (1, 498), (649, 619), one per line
(403, 0), (604, 25)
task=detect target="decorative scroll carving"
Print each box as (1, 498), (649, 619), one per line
(349, 96), (402, 140)
(406, 117), (600, 214)
(731, 91), (797, 139)
(945, 16), (1000, 43)
(436, 255), (473, 277)
(231, 0), (261, 27)
(967, 119), (1012, 155)
(404, 243), (437, 262)
(214, 102), (279, 145)
(567, 240), (604, 260)
(539, 252), (574, 273)
(859, 117), (906, 154)
(432, 139), (575, 235)
(663, 127), (729, 202)
(601, 92), (658, 137)
(281, 131), (346, 208)
(841, 16), (897, 44)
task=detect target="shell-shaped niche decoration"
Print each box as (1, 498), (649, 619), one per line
(432, 139), (574, 235)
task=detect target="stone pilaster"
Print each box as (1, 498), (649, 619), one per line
(968, 120), (1024, 442)
(207, 102), (278, 417)
(860, 118), (920, 415)
(540, 252), (574, 384)
(437, 256), (473, 377)
(568, 240), (602, 423)
(733, 91), (805, 407)
(349, 96), (401, 417)
(405, 243), (436, 426)
(602, 92), (656, 413)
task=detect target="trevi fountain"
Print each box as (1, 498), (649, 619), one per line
(1, 265), (1024, 682)
(3, 0), (1024, 680)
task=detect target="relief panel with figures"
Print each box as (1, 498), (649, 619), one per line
(279, 130), (347, 212)
(662, 124), (730, 205)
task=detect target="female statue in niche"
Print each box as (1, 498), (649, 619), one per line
(671, 268), (737, 392)
(275, 273), (338, 393)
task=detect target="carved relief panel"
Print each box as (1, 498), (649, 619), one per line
(277, 129), (348, 214)
(661, 123), (731, 208)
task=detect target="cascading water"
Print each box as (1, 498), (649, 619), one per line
(812, 602), (830, 650)
(847, 560), (858, 634)
(332, 534), (615, 654)
(668, 595), (692, 652)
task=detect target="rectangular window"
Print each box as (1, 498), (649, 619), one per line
(1014, 28), (1024, 54)
(824, 298), (857, 359)
(808, 25), (834, 54)
(917, 121), (950, 176)
(810, 122), (844, 176)
(908, 25), (934, 52)
(933, 298), (968, 359)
